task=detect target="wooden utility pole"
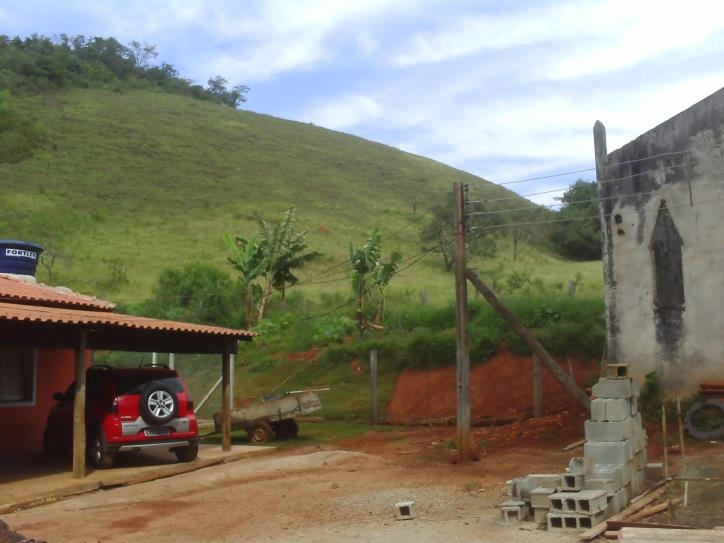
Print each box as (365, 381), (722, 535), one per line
(453, 182), (471, 463)
(465, 269), (591, 411)
(72, 330), (87, 478)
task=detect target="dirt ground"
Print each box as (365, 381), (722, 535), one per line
(3, 354), (721, 542)
(3, 413), (588, 543)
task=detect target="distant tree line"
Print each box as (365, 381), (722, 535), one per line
(0, 34), (249, 107)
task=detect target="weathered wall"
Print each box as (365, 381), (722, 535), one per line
(595, 87), (724, 393)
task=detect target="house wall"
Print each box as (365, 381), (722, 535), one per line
(597, 87), (724, 393)
(1, 349), (79, 454)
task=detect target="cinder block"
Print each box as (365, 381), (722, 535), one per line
(604, 364), (630, 379)
(585, 419), (634, 442)
(530, 487), (555, 508)
(550, 490), (607, 515)
(591, 399), (606, 421)
(505, 480), (514, 497)
(568, 457), (584, 474)
(585, 440), (633, 467)
(631, 380), (640, 398)
(633, 451), (647, 471)
(585, 478), (617, 496)
(547, 510), (607, 530)
(606, 489), (628, 515)
(592, 378), (634, 399)
(501, 500), (528, 524)
(629, 396), (638, 416)
(562, 473), (585, 491)
(587, 464), (624, 489)
(526, 473), (561, 489)
(510, 476), (538, 500)
(395, 500), (416, 520)
(533, 507), (549, 525)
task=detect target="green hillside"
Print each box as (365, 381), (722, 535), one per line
(1, 88), (545, 304)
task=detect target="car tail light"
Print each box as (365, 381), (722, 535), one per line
(109, 398), (119, 414)
(187, 399), (194, 413)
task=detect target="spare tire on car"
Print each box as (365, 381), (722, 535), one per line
(139, 382), (178, 425)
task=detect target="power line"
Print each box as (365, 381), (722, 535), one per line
(469, 195), (724, 232)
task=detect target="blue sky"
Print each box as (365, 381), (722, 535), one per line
(3, 0), (724, 205)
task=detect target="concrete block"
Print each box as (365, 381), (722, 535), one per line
(606, 489), (628, 515)
(501, 500), (528, 524)
(585, 419), (634, 442)
(585, 478), (617, 496)
(591, 398), (606, 421)
(530, 487), (555, 508)
(533, 507), (549, 525)
(604, 364), (630, 378)
(550, 490), (607, 515)
(526, 473), (561, 490)
(629, 396), (638, 416)
(395, 500), (415, 520)
(547, 510), (607, 530)
(505, 480), (514, 497)
(585, 440), (633, 467)
(592, 378), (634, 399)
(633, 451), (647, 471)
(568, 457), (584, 474)
(562, 473), (585, 491)
(510, 476), (538, 500)
(587, 464), (624, 489)
(631, 379), (640, 398)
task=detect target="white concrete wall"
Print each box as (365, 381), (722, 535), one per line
(598, 88), (724, 393)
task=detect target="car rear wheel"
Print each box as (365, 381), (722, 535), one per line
(175, 443), (199, 463)
(140, 383), (178, 425)
(89, 432), (115, 469)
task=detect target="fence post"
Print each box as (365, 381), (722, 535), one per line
(370, 350), (378, 426)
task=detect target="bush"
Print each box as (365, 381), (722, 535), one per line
(403, 330), (456, 370)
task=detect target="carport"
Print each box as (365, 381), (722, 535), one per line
(0, 300), (254, 478)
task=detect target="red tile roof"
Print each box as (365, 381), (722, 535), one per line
(0, 301), (255, 339)
(0, 275), (116, 311)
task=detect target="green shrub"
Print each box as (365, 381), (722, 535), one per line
(403, 330), (456, 370)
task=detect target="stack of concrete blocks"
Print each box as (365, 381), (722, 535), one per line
(500, 364), (648, 531)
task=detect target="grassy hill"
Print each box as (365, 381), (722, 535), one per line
(0, 87), (552, 304)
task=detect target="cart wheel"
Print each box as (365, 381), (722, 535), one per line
(685, 399), (724, 440)
(273, 419), (299, 440)
(248, 421), (275, 444)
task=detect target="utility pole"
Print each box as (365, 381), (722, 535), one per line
(453, 181), (471, 463)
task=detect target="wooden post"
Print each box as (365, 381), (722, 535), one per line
(169, 353), (175, 369)
(465, 269), (591, 411)
(370, 350), (378, 426)
(230, 354), (235, 409)
(533, 354), (543, 418)
(72, 330), (87, 478)
(454, 182), (471, 463)
(221, 342), (233, 451)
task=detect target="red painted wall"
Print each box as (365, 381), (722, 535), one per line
(1, 348), (89, 455)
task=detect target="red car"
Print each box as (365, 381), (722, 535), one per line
(43, 365), (199, 468)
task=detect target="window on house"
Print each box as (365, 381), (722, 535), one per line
(0, 348), (36, 406)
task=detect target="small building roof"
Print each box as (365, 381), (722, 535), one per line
(0, 301), (254, 354)
(0, 275), (116, 311)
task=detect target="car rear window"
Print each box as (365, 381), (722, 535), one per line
(115, 374), (185, 395)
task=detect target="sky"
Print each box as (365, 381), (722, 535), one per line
(3, 0), (724, 205)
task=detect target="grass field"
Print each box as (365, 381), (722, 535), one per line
(1, 88), (542, 305)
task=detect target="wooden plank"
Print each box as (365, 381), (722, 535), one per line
(579, 485), (667, 541)
(608, 521), (693, 531)
(465, 269), (591, 411)
(619, 527), (724, 542)
(563, 438), (586, 451)
(625, 501), (668, 523)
